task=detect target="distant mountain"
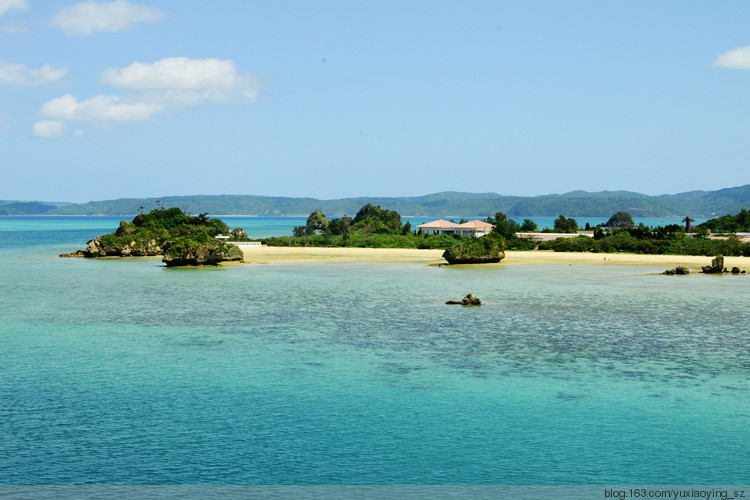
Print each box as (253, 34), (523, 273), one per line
(5, 185), (750, 218)
(0, 201), (57, 215)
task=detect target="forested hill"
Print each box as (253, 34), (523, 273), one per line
(0, 201), (58, 215)
(7, 184), (750, 217)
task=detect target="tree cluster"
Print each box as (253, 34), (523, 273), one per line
(294, 204), (407, 237)
(538, 223), (750, 257)
(699, 209), (750, 233)
(80, 207), (241, 263)
(267, 204), (473, 249)
(553, 215), (579, 233)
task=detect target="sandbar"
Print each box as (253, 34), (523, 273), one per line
(503, 251), (749, 270)
(239, 246), (445, 264)
(238, 246), (750, 271)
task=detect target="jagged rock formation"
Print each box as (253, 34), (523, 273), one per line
(59, 207), (243, 266)
(446, 294), (482, 306)
(663, 266), (690, 275)
(59, 250), (84, 258)
(696, 256), (746, 274)
(231, 228), (248, 239)
(442, 236), (505, 264)
(701, 255), (724, 274)
(162, 239), (243, 267)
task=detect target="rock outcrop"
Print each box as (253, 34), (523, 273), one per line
(59, 250), (84, 258)
(701, 255), (724, 274)
(446, 294), (482, 306)
(60, 207), (242, 266)
(442, 236), (505, 265)
(663, 266), (690, 275)
(231, 228), (248, 239)
(162, 240), (243, 267)
(73, 235), (163, 257)
(697, 256), (746, 274)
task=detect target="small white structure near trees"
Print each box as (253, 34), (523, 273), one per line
(417, 219), (494, 238)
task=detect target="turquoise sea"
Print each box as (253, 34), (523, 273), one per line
(0, 217), (747, 485)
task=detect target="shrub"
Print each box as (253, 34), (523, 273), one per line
(550, 236), (593, 252)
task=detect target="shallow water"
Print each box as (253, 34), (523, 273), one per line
(0, 218), (747, 484)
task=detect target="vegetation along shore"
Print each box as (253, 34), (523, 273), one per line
(61, 202), (750, 270)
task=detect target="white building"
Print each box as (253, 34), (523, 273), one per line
(416, 219), (460, 235)
(456, 220), (494, 237)
(417, 219), (494, 238)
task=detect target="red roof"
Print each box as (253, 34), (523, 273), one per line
(457, 220), (494, 229)
(417, 219), (460, 228)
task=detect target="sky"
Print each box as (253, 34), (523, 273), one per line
(1, 0), (750, 203)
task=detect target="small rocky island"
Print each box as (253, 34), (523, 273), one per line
(446, 294), (482, 306)
(442, 235), (505, 264)
(60, 207), (244, 267)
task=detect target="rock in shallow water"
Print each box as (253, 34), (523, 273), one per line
(162, 240), (244, 267)
(446, 294), (482, 306)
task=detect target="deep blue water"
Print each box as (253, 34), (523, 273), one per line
(0, 217), (746, 485)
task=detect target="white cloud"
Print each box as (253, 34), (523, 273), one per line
(0, 0), (28, 17)
(0, 61), (68, 86)
(103, 57), (252, 90)
(51, 0), (167, 36)
(714, 46), (750, 69)
(100, 57), (260, 103)
(41, 93), (162, 122)
(37, 57), (259, 134)
(32, 120), (64, 139)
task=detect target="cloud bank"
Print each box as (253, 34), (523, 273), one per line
(0, 61), (68, 86)
(101, 57), (259, 104)
(714, 45), (750, 69)
(41, 94), (163, 122)
(51, 0), (167, 36)
(0, 0), (27, 17)
(102, 57), (254, 91)
(36, 57), (259, 137)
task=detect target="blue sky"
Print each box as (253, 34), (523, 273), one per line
(1, 1), (750, 203)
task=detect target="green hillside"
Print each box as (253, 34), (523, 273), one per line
(4, 184), (750, 217)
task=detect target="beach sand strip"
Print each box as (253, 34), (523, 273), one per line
(238, 246), (750, 270)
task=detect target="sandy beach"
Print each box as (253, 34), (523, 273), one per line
(240, 245), (446, 264)
(239, 246), (750, 270)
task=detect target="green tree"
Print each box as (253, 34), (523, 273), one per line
(492, 212), (520, 239)
(553, 215), (578, 233)
(699, 208), (750, 234)
(327, 217), (352, 235)
(306, 210), (329, 231)
(520, 219), (537, 232)
(352, 204), (402, 233)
